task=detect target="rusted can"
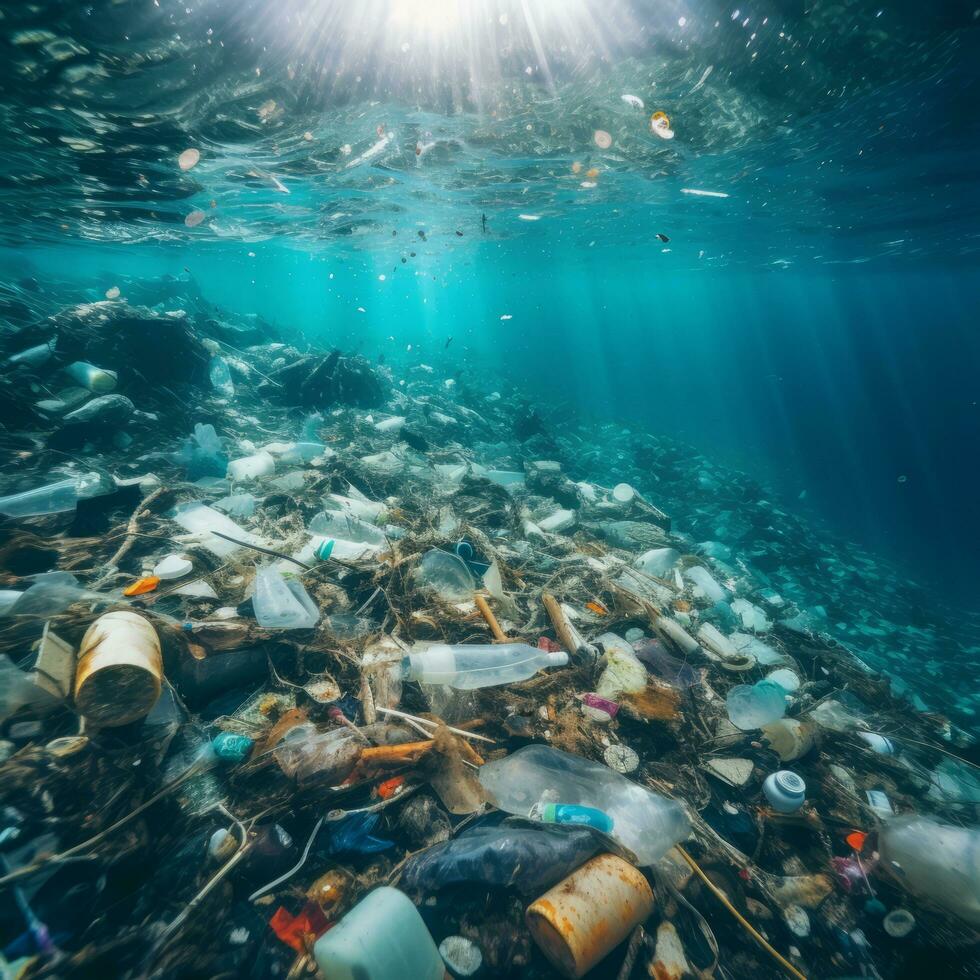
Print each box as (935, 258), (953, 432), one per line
(74, 611), (162, 726)
(525, 853), (654, 978)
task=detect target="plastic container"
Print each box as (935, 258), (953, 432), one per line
(65, 361), (118, 393)
(273, 723), (361, 784)
(74, 611), (162, 727)
(478, 744), (689, 865)
(762, 770), (806, 813)
(170, 501), (262, 557)
(403, 643), (568, 690)
(612, 483), (635, 503)
(634, 547), (680, 578)
(684, 566), (727, 603)
(208, 355), (235, 398)
(227, 451), (275, 482)
(526, 853), (654, 978)
(252, 567), (320, 629)
(878, 816), (980, 926)
(726, 680), (787, 730)
(7, 342), (54, 367)
(0, 478), (79, 518)
(761, 718), (816, 762)
(857, 732), (895, 754)
(313, 887), (444, 980)
(417, 549), (475, 600)
(323, 492), (386, 523)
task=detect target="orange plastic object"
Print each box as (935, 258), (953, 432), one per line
(846, 830), (868, 852)
(651, 110), (670, 126)
(123, 576), (159, 596)
(269, 902), (330, 951)
(376, 775), (406, 800)
(585, 601), (608, 616)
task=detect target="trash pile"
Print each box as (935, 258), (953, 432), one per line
(1, 286), (978, 979)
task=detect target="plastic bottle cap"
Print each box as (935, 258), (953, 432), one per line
(774, 770), (806, 795)
(546, 651), (570, 668)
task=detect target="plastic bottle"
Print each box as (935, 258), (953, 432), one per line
(526, 854), (654, 979)
(208, 355), (235, 398)
(65, 361), (118, 393)
(170, 501), (262, 557)
(313, 887), (444, 980)
(878, 816), (980, 926)
(226, 451), (274, 482)
(252, 567), (320, 629)
(310, 510), (387, 546)
(402, 643), (568, 690)
(0, 478), (79, 518)
(478, 744), (689, 865)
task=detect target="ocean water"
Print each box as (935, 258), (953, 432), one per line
(1, 0), (979, 725)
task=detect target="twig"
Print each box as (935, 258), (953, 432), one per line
(676, 845), (807, 980)
(96, 486), (167, 582)
(375, 707), (495, 744)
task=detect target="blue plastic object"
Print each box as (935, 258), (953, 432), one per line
(329, 813), (394, 855)
(212, 732), (254, 764)
(454, 540), (490, 577)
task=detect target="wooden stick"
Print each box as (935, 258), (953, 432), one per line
(474, 593), (509, 642)
(103, 485), (167, 571)
(376, 707), (495, 744)
(676, 846), (808, 980)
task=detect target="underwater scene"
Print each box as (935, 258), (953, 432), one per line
(1, 1), (978, 978)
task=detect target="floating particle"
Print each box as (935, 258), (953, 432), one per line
(340, 143), (352, 156)
(897, 474), (908, 484)
(678, 16), (687, 27)
(401, 42), (410, 53)
(586, 167), (599, 178)
(257, 99), (277, 122)
(178, 148), (200, 171)
(698, 249), (705, 258)
(621, 93), (644, 109)
(500, 314), (512, 320)
(571, 161), (583, 174)
(248, 251), (256, 257)
(303, 131), (313, 141)
(581, 181), (597, 188)
(455, 230), (463, 236)
(657, 232), (670, 243)
(357, 307), (366, 313)
(376, 124), (385, 137)
(650, 111), (675, 140)
(418, 229), (426, 240)
(185, 210), (206, 228)
(499, 12), (508, 25)
(594, 129), (613, 149)
(518, 214), (541, 221)
(105, 286), (120, 299)
(378, 274), (386, 281)
(681, 187), (729, 198)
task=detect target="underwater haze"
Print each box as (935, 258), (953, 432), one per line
(1, 0), (979, 723)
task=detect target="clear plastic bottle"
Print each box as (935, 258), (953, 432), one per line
(402, 643), (568, 689)
(310, 509), (387, 546)
(478, 744), (689, 865)
(878, 816), (980, 926)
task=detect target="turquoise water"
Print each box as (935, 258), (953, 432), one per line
(1, 0), (979, 724)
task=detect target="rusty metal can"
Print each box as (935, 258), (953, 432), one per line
(525, 853), (654, 978)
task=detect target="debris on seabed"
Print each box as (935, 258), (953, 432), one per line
(0, 277), (977, 979)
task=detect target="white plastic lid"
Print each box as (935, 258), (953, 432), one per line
(612, 483), (635, 502)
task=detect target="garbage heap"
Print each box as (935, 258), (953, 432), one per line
(1, 289), (978, 980)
